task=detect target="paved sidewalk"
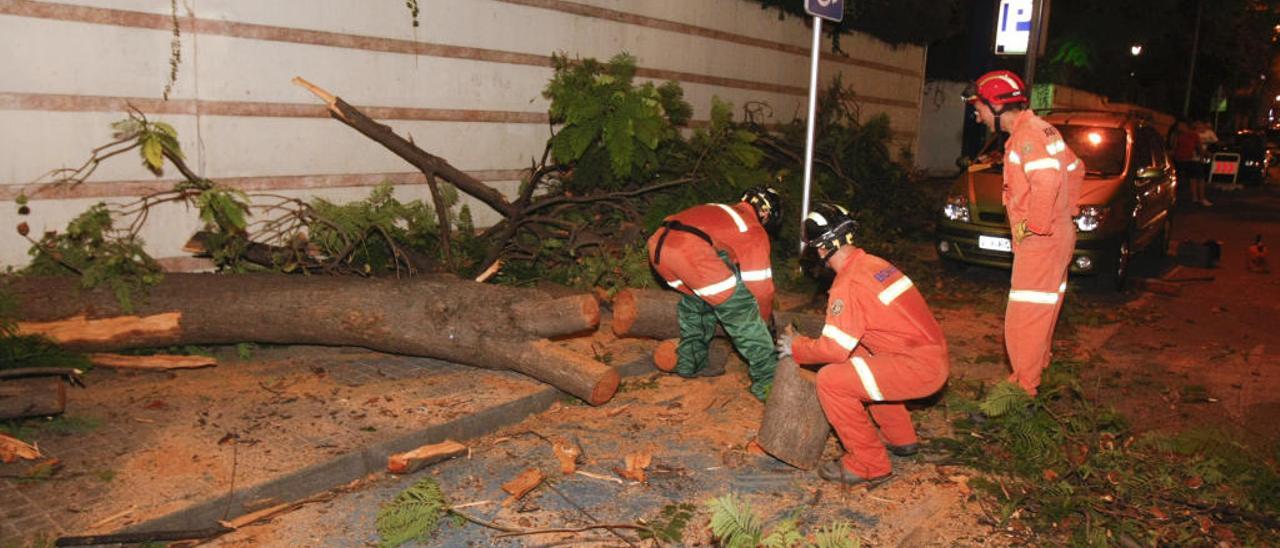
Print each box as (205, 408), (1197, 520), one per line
(1, 337), (651, 546)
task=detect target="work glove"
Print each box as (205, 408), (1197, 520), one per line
(1013, 219), (1032, 244)
(775, 332), (793, 359)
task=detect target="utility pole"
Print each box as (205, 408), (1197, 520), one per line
(1023, 0), (1047, 88)
(1182, 0), (1204, 118)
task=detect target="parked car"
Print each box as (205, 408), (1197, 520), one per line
(1208, 129), (1270, 184)
(935, 110), (1176, 289)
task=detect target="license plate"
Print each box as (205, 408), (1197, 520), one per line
(978, 235), (1012, 252)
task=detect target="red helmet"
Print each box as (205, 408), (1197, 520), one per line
(963, 70), (1029, 106)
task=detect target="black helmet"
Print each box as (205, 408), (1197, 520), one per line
(803, 203), (856, 256)
(740, 186), (782, 233)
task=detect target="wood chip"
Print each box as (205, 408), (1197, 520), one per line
(613, 452), (652, 483)
(501, 468), (545, 505)
(0, 433), (40, 463)
(386, 440), (467, 474)
(552, 439), (582, 475)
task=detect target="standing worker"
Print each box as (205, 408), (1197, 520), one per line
(647, 187), (782, 400)
(964, 70), (1083, 396)
(777, 203), (949, 485)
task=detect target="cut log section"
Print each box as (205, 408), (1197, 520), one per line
(757, 357), (831, 469)
(653, 338), (731, 373)
(387, 440), (467, 474)
(89, 353), (217, 370)
(4, 273), (616, 405)
(0, 377), (67, 420)
(613, 288), (824, 340)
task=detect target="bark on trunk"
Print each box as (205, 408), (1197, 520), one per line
(4, 273), (617, 405)
(757, 357), (831, 469)
(612, 288), (825, 339)
(0, 377), (67, 420)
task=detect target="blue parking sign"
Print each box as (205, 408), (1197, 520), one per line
(805, 0), (844, 23)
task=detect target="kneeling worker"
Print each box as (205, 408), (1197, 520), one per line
(778, 204), (949, 485)
(647, 187), (782, 401)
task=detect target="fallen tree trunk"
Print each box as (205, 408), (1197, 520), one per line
(0, 376), (67, 420)
(757, 357), (830, 469)
(5, 273), (617, 405)
(612, 288), (824, 339)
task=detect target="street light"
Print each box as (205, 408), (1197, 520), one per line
(1130, 44), (1143, 56)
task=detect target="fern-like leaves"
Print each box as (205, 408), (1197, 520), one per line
(813, 522), (859, 548)
(376, 477), (448, 548)
(707, 494), (764, 548)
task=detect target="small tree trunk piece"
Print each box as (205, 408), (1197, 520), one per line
(757, 357), (831, 469)
(0, 377), (67, 420)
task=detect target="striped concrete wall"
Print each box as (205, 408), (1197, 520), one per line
(0, 0), (925, 270)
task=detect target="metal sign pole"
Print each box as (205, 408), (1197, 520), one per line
(799, 16), (823, 252)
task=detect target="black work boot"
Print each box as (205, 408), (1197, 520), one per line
(886, 443), (919, 458)
(692, 358), (726, 377)
(816, 460), (893, 487)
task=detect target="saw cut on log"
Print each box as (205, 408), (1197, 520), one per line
(757, 357), (831, 469)
(612, 288), (825, 339)
(652, 338), (731, 373)
(4, 273), (617, 405)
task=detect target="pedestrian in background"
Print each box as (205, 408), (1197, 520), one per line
(1171, 120), (1208, 207)
(1194, 120), (1218, 206)
(964, 70), (1083, 396)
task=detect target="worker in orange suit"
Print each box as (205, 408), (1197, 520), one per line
(965, 70), (1084, 396)
(776, 203), (949, 485)
(647, 187), (782, 400)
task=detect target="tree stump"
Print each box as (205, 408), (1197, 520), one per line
(757, 357), (831, 469)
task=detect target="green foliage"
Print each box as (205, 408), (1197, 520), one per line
(707, 494), (764, 548)
(936, 359), (1280, 545)
(235, 342), (257, 361)
(23, 203), (163, 312)
(639, 502), (696, 543)
(305, 183), (445, 275)
(763, 76), (930, 265)
(761, 518), (804, 548)
(544, 53), (685, 192)
(111, 117), (184, 176)
(707, 495), (859, 547)
(376, 477), (448, 548)
(812, 522), (859, 548)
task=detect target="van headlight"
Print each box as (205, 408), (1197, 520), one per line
(943, 194), (971, 223)
(1074, 206), (1108, 232)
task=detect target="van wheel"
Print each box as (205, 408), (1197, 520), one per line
(1097, 236), (1132, 291)
(1153, 216), (1173, 259)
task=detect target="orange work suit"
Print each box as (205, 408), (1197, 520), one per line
(791, 248), (949, 479)
(1002, 110), (1084, 395)
(647, 202), (775, 320)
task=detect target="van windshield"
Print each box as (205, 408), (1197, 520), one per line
(1054, 125), (1126, 176)
(976, 125), (1128, 177)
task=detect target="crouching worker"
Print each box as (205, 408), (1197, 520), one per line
(777, 203), (949, 485)
(647, 187), (782, 401)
